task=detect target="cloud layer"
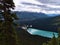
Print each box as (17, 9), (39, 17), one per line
(13, 0), (60, 14)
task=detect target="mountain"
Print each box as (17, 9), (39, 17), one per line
(15, 11), (49, 22)
(19, 15), (60, 32)
(19, 17), (57, 32)
(47, 14), (60, 17)
(29, 17), (57, 32)
(15, 11), (60, 32)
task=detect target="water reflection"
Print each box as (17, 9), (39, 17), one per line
(27, 28), (58, 38)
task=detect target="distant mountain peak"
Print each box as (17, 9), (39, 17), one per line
(15, 11), (49, 21)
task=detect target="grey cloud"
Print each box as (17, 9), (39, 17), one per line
(21, 2), (49, 8)
(21, 2), (46, 7)
(37, 0), (60, 5)
(21, 2), (60, 11)
(21, 2), (37, 6)
(43, 8), (60, 11)
(17, 0), (60, 14)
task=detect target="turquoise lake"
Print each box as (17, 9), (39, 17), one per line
(27, 28), (58, 38)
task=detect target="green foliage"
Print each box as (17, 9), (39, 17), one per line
(43, 43), (47, 45)
(42, 16), (60, 45)
(0, 0), (19, 45)
(42, 34), (59, 45)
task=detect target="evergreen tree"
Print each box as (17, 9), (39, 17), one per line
(42, 34), (58, 45)
(50, 33), (58, 45)
(0, 0), (19, 45)
(42, 16), (60, 45)
(53, 16), (60, 45)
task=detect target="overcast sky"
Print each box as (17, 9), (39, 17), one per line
(13, 0), (60, 14)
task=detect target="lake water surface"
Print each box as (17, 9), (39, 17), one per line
(27, 28), (58, 38)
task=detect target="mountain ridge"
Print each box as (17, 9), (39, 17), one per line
(15, 11), (49, 21)
(15, 11), (60, 32)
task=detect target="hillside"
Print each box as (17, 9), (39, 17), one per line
(16, 28), (50, 45)
(15, 11), (60, 32)
(19, 15), (60, 32)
